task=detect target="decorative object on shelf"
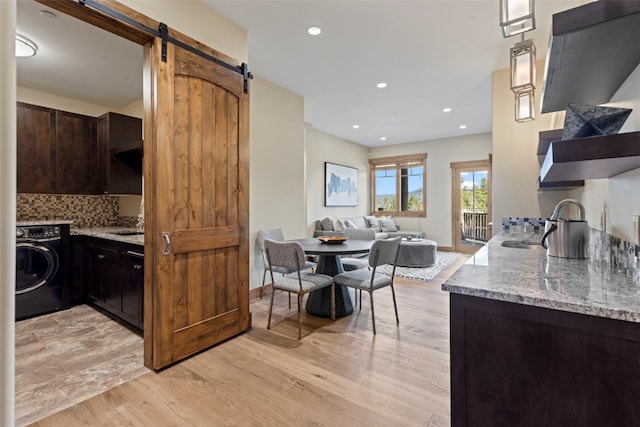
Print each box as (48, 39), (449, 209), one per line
(561, 104), (632, 140)
(499, 0), (537, 122)
(324, 162), (358, 207)
(499, 0), (536, 38)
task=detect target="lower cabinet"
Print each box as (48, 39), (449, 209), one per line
(88, 239), (143, 331)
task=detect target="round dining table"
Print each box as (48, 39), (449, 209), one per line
(295, 238), (372, 318)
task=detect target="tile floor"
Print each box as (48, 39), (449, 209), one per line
(15, 304), (149, 426)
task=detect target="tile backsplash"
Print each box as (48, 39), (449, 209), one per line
(17, 194), (120, 228)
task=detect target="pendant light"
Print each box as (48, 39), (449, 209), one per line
(500, 0), (536, 38)
(515, 89), (535, 122)
(510, 38), (536, 93)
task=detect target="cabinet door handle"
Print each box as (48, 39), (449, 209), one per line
(133, 264), (143, 270)
(97, 254), (105, 259)
(126, 250), (144, 257)
(162, 232), (171, 255)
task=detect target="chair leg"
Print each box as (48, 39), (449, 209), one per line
(288, 291), (292, 309)
(390, 284), (399, 324)
(369, 290), (376, 335)
(297, 293), (303, 340)
(260, 268), (268, 299)
(353, 288), (358, 307)
(359, 289), (362, 311)
(267, 287), (276, 330)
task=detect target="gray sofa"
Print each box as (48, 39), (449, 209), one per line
(313, 215), (424, 240)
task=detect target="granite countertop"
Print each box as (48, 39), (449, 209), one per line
(72, 227), (144, 247)
(17, 220), (74, 226)
(442, 232), (640, 323)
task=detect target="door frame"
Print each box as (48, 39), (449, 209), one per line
(450, 157), (492, 254)
(35, 0), (250, 370)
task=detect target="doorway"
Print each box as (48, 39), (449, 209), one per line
(451, 158), (492, 254)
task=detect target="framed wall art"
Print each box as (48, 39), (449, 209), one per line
(324, 162), (358, 207)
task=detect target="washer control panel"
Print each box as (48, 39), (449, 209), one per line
(16, 226), (61, 239)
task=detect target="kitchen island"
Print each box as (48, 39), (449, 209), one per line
(442, 233), (640, 427)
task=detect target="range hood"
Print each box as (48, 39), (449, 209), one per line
(111, 139), (143, 157)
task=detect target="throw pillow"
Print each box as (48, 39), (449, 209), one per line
(333, 218), (346, 232)
(365, 215), (382, 232)
(379, 216), (398, 232)
(344, 219), (357, 228)
(320, 217), (334, 231)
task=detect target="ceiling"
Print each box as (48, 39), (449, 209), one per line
(16, 0), (582, 147)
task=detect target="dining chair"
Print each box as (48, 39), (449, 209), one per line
(264, 239), (335, 339)
(257, 228), (314, 300)
(340, 227), (372, 272)
(333, 237), (402, 335)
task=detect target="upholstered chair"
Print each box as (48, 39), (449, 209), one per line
(264, 239), (335, 339)
(333, 237), (402, 335)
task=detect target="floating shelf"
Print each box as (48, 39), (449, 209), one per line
(537, 129), (563, 157)
(111, 140), (143, 157)
(540, 131), (640, 183)
(541, 2), (640, 113)
(537, 176), (584, 192)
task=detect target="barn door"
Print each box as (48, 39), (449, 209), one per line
(144, 36), (250, 370)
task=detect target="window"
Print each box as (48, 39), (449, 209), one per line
(369, 154), (427, 217)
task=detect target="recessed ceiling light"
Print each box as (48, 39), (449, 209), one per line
(380, 137), (387, 141)
(15, 34), (37, 58)
(307, 26), (322, 36)
(442, 107), (452, 113)
(391, 118), (398, 122)
(376, 82), (387, 89)
(459, 125), (467, 129)
(40, 10), (57, 19)
(352, 124), (360, 129)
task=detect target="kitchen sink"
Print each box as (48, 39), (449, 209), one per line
(501, 240), (541, 249)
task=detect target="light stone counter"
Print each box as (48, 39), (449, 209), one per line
(442, 232), (640, 323)
(72, 226), (144, 246)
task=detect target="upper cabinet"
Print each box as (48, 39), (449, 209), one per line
(17, 102), (142, 195)
(16, 103), (57, 193)
(97, 112), (143, 195)
(17, 102), (96, 194)
(541, 1), (640, 113)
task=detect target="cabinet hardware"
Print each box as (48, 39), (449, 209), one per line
(97, 254), (105, 259)
(162, 232), (171, 255)
(126, 250), (144, 257)
(133, 264), (142, 270)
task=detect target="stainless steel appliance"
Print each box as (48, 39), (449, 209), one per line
(540, 199), (589, 259)
(16, 224), (69, 320)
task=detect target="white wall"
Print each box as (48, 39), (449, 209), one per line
(571, 62), (640, 242)
(305, 125), (369, 235)
(249, 76), (306, 288)
(0, 1), (16, 425)
(369, 133), (492, 247)
(492, 60), (571, 229)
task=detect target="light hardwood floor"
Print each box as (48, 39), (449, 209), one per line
(30, 255), (468, 427)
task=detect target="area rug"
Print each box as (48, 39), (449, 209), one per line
(377, 251), (462, 282)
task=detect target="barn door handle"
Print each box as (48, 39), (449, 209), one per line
(162, 232), (171, 255)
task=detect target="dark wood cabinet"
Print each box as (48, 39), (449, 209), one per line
(17, 102), (142, 195)
(17, 103), (96, 194)
(16, 103), (57, 193)
(69, 235), (87, 306)
(97, 112), (142, 195)
(119, 246), (144, 329)
(88, 239), (143, 331)
(55, 110), (96, 194)
(450, 293), (640, 427)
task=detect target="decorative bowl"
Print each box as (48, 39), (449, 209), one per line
(317, 236), (348, 244)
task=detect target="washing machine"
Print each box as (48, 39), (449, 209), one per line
(16, 224), (69, 320)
